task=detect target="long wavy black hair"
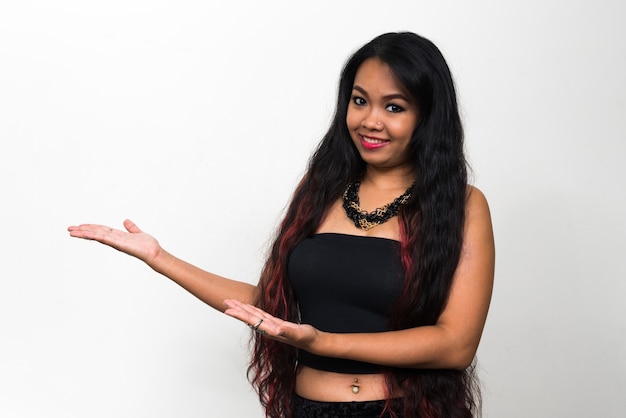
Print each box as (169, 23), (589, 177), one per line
(250, 32), (478, 418)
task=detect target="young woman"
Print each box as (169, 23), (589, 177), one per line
(68, 32), (494, 418)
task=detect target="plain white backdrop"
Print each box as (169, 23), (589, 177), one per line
(1, 1), (624, 417)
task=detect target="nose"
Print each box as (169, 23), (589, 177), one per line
(361, 111), (384, 130)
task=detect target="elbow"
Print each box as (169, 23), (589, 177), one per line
(425, 335), (478, 370)
(433, 325), (481, 370)
(406, 343), (476, 370)
(450, 353), (475, 370)
(447, 343), (478, 370)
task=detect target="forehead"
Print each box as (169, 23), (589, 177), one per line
(353, 58), (407, 95)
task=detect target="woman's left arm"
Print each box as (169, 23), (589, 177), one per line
(225, 187), (495, 370)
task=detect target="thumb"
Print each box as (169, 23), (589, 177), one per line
(123, 219), (141, 234)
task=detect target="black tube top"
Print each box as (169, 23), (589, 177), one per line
(288, 233), (404, 374)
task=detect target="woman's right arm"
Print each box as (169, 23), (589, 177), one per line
(67, 219), (259, 312)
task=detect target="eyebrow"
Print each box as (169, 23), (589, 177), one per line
(352, 85), (409, 102)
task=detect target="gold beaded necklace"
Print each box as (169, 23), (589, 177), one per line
(342, 180), (414, 231)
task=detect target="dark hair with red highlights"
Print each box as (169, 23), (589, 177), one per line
(249, 32), (480, 418)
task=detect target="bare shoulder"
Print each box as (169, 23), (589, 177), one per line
(462, 185), (495, 262)
(466, 185), (490, 212)
(465, 185), (492, 229)
(459, 185), (495, 271)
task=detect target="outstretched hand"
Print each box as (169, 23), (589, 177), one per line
(224, 299), (321, 352)
(67, 219), (162, 266)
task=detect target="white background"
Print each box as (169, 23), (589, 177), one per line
(1, 1), (624, 417)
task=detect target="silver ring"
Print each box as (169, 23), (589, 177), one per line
(250, 319), (263, 331)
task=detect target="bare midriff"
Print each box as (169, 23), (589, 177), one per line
(295, 365), (399, 402)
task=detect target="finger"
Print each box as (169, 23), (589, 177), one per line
(223, 300), (298, 342)
(224, 299), (272, 321)
(223, 299), (256, 322)
(67, 224), (114, 240)
(123, 219), (141, 234)
(223, 300), (275, 331)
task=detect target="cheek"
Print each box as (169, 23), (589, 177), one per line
(345, 109), (360, 131)
(389, 118), (417, 139)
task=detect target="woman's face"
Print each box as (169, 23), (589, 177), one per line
(346, 58), (420, 171)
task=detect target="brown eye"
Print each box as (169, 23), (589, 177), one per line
(386, 104), (404, 113)
(352, 96), (366, 106)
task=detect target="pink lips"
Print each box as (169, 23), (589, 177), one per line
(360, 135), (389, 150)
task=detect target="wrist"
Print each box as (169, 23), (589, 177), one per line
(147, 247), (170, 273)
(309, 330), (339, 358)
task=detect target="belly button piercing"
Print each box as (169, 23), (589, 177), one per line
(351, 378), (360, 394)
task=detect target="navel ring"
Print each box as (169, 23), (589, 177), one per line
(351, 378), (360, 394)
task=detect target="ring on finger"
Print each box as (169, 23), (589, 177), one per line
(250, 319), (263, 331)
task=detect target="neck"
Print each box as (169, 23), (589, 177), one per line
(361, 165), (415, 191)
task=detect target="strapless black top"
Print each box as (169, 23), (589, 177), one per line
(288, 233), (404, 374)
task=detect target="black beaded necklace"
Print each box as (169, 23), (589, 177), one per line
(342, 179), (414, 231)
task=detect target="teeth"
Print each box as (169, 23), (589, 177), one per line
(362, 136), (385, 144)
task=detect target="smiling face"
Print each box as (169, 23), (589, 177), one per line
(346, 58), (420, 171)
